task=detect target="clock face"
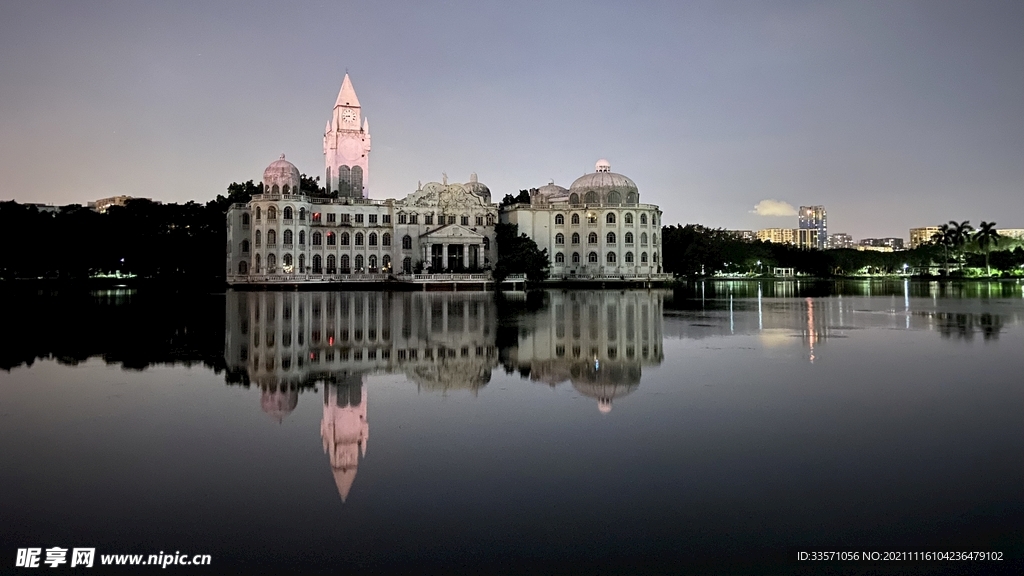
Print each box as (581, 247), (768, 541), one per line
(341, 108), (357, 124)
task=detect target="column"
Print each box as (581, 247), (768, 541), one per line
(442, 243), (450, 272)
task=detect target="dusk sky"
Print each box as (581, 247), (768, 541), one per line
(1, 0), (1021, 238)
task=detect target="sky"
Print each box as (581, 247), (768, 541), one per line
(1, 0), (1021, 239)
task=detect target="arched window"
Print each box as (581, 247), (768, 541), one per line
(487, 215), (494, 226)
(242, 213), (250, 226)
(652, 234), (657, 245)
(241, 239), (249, 253)
(283, 207), (293, 220)
(588, 232), (598, 244)
(283, 230), (293, 245)
(283, 253), (293, 267)
(653, 252), (659, 262)
(584, 191), (598, 204)
(255, 206), (261, 220)
(337, 165), (351, 196)
(369, 232), (378, 246)
(312, 232), (322, 245)
(653, 214), (658, 225)
(299, 208), (306, 221)
(267, 206), (277, 220)
(267, 230), (277, 246)
(606, 232), (616, 244)
(382, 233), (391, 246)
(299, 253), (305, 273)
(607, 190), (622, 204)
(403, 257), (412, 274)
(340, 232), (350, 246)
(369, 255), (378, 272)
(271, 185), (279, 194)
(382, 255), (391, 271)
(327, 255), (337, 274)
(340, 254), (351, 273)
(626, 191), (638, 204)
(355, 232), (364, 246)
(402, 235), (412, 249)
(267, 253), (276, 270)
(555, 233), (565, 245)
(625, 251), (634, 263)
(641, 252), (648, 263)
(255, 230), (262, 246)
(571, 213), (580, 225)
(282, 185), (290, 194)
(483, 237), (490, 250)
(607, 252), (616, 263)
(624, 213), (633, 224)
(555, 252), (565, 263)
(569, 193), (580, 204)
(326, 232), (336, 245)
(572, 252), (580, 263)
(313, 254), (322, 273)
(640, 213), (648, 225)
(641, 233), (648, 246)
(255, 253), (261, 272)
(588, 251), (598, 263)
(355, 254), (364, 271)
(606, 213), (616, 224)
(298, 230), (305, 245)
(239, 261), (248, 274)
(571, 232), (580, 245)
(625, 232), (634, 244)
(351, 166), (363, 196)
(555, 214), (565, 225)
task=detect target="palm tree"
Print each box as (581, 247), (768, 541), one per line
(932, 224), (953, 275)
(948, 220), (974, 273)
(973, 221), (1000, 276)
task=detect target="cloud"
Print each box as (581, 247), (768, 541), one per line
(751, 199), (797, 217)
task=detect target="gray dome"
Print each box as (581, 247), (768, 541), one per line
(536, 183), (569, 198)
(263, 154), (301, 192)
(568, 160), (638, 205)
(463, 173), (491, 201)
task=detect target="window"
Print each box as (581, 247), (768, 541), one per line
(571, 232), (580, 245)
(312, 232), (322, 245)
(588, 251), (598, 263)
(299, 230), (305, 245)
(653, 234), (658, 245)
(640, 213), (647, 225)
(369, 255), (378, 272)
(572, 252), (580, 263)
(340, 213), (351, 224)
(282, 184), (289, 194)
(267, 253), (276, 269)
(625, 213), (633, 224)
(625, 251), (634, 263)
(299, 253), (305, 272)
(255, 207), (261, 220)
(327, 213), (336, 223)
(425, 214), (433, 225)
(403, 257), (412, 273)
(239, 261), (248, 274)
(483, 237), (490, 250)
(369, 214), (378, 224)
(487, 215), (494, 226)
(313, 254), (322, 273)
(402, 235), (412, 249)
(255, 230), (262, 246)
(355, 214), (364, 224)
(584, 191), (598, 204)
(283, 230), (293, 245)
(626, 191), (638, 204)
(476, 216), (483, 226)
(355, 232), (364, 246)
(641, 233), (648, 246)
(326, 232), (336, 245)
(369, 232), (378, 246)
(241, 213), (250, 226)
(351, 166), (363, 195)
(340, 254), (350, 273)
(355, 254), (364, 271)
(607, 252), (616, 263)
(555, 252), (565, 264)
(399, 214), (408, 224)
(588, 232), (598, 244)
(267, 230), (277, 246)
(448, 215), (456, 225)
(555, 233), (565, 245)
(268, 207), (277, 220)
(327, 255), (337, 274)
(555, 214), (564, 225)
(382, 233), (391, 246)
(283, 253), (292, 267)
(383, 215), (391, 224)
(641, 251), (648, 263)
(283, 207), (293, 220)
(569, 192), (580, 204)
(382, 255), (391, 271)
(299, 208), (305, 221)
(255, 253), (261, 272)
(571, 213), (580, 225)
(340, 232), (350, 246)
(606, 232), (616, 244)
(607, 190), (622, 204)
(606, 213), (616, 224)
(241, 239), (249, 253)
(409, 214), (418, 224)
(312, 212), (321, 222)
(625, 232), (633, 244)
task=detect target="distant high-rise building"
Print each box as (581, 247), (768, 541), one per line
(798, 206), (827, 250)
(756, 228), (798, 245)
(860, 238), (904, 250)
(828, 233), (853, 249)
(996, 229), (1024, 240)
(726, 230), (756, 242)
(909, 226), (941, 248)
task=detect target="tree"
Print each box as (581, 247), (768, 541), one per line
(932, 224), (953, 276)
(948, 220), (974, 273)
(493, 222), (549, 283)
(300, 174), (328, 197)
(973, 221), (1000, 276)
(499, 190), (532, 208)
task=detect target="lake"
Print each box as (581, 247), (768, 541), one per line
(2, 281), (1022, 574)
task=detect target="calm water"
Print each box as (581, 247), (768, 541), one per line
(2, 282), (1023, 574)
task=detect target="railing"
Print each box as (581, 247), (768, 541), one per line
(554, 272), (673, 281)
(250, 194), (308, 202)
(408, 273), (492, 282)
(504, 202), (661, 211)
(227, 273), (391, 283)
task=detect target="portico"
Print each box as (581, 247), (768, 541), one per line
(420, 225), (486, 272)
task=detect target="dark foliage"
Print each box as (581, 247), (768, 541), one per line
(493, 222), (550, 282)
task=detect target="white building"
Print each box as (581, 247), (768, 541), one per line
(500, 159), (665, 279)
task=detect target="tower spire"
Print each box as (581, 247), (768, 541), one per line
(335, 73), (360, 108)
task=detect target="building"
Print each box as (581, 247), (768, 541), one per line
(909, 226), (941, 248)
(996, 229), (1024, 240)
(726, 230), (756, 242)
(828, 233), (853, 249)
(756, 228), (797, 245)
(857, 245), (894, 253)
(860, 237), (904, 250)
(90, 195), (133, 213)
(499, 159), (665, 279)
(798, 205), (827, 250)
(226, 75), (667, 285)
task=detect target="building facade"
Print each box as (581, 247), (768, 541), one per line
(756, 228), (797, 245)
(909, 226), (941, 248)
(828, 233), (853, 249)
(798, 205), (827, 250)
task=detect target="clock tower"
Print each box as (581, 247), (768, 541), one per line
(323, 74), (371, 198)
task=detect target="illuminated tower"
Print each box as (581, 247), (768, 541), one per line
(323, 74), (371, 198)
(798, 205), (827, 250)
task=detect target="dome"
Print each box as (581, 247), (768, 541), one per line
(260, 386), (299, 423)
(568, 160), (639, 205)
(262, 154), (301, 193)
(463, 173), (491, 201)
(536, 183), (569, 199)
